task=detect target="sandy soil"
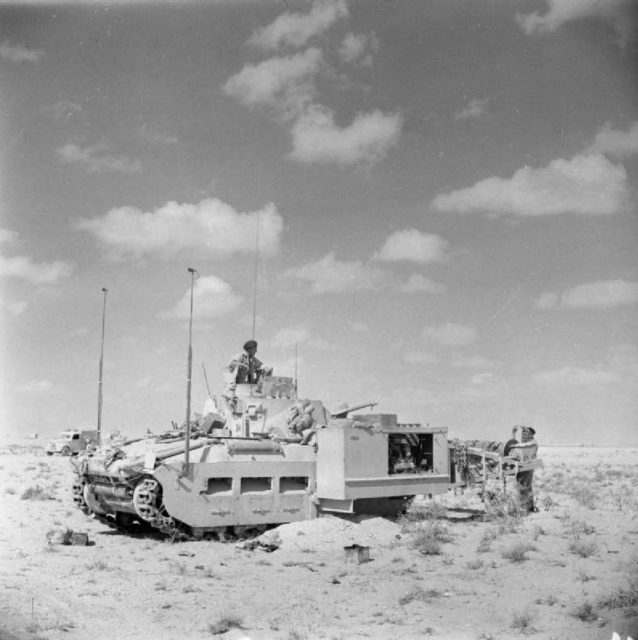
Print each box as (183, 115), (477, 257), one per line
(1, 441), (637, 640)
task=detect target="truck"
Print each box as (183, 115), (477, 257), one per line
(46, 429), (99, 456)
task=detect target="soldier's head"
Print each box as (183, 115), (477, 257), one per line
(521, 426), (536, 442)
(243, 339), (258, 356)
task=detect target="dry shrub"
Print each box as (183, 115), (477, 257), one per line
(569, 485), (597, 509)
(511, 608), (535, 633)
(21, 485), (55, 501)
(502, 541), (536, 563)
(599, 558), (638, 609)
(208, 614), (244, 635)
(398, 586), (442, 606)
(568, 519), (596, 536)
(568, 538), (598, 558)
(409, 520), (454, 555)
(571, 600), (598, 622)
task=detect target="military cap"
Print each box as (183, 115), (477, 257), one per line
(243, 339), (258, 350)
(522, 426), (536, 436)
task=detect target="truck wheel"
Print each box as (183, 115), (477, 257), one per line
(60, 446), (71, 456)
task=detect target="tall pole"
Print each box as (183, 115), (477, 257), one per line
(251, 213), (260, 341)
(184, 268), (198, 472)
(97, 287), (108, 446)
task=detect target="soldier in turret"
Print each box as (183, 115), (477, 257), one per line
(227, 340), (272, 384)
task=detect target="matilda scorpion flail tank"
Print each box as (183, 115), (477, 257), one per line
(71, 375), (452, 539)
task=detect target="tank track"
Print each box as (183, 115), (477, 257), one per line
(133, 477), (190, 541)
(72, 475), (89, 513)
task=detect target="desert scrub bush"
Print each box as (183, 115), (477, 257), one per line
(483, 488), (525, 520)
(398, 586), (441, 606)
(568, 538), (598, 558)
(567, 519), (596, 536)
(598, 559), (638, 609)
(21, 485), (55, 500)
(170, 559), (189, 575)
(502, 541), (536, 563)
(570, 600), (598, 622)
(531, 525), (546, 540)
(569, 485), (597, 509)
(208, 614), (244, 635)
(511, 608), (535, 633)
(409, 520), (454, 555)
(465, 558), (484, 570)
(4, 486), (16, 495)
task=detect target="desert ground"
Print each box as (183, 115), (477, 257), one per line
(1, 439), (637, 640)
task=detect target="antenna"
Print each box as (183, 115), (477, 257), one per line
(251, 212), (260, 341)
(97, 287), (108, 446)
(202, 362), (212, 398)
(294, 342), (298, 398)
(183, 267), (198, 474)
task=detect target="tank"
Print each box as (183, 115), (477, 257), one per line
(70, 375), (452, 539)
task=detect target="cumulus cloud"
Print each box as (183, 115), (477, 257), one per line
(536, 279), (638, 309)
(17, 379), (54, 394)
(272, 326), (331, 350)
(454, 98), (489, 121)
(284, 252), (392, 294)
(0, 41), (45, 63)
(377, 229), (449, 264)
(248, 0), (348, 50)
(399, 274), (446, 294)
(160, 275), (243, 320)
(423, 323), (477, 347)
(587, 121), (638, 158)
(403, 350), (438, 364)
(432, 153), (628, 217)
(516, 0), (637, 47)
(223, 48), (322, 118)
(289, 105), (403, 165)
(532, 366), (621, 386)
(75, 198), (283, 260)
(57, 143), (142, 174)
(0, 228), (18, 244)
(339, 32), (379, 66)
(0, 255), (74, 285)
(0, 296), (28, 316)
(46, 100), (82, 119)
(452, 355), (497, 369)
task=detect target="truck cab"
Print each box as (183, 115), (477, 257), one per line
(46, 429), (99, 456)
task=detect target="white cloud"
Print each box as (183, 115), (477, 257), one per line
(0, 228), (18, 244)
(139, 123), (178, 146)
(289, 105), (403, 165)
(57, 143), (142, 174)
(516, 0), (637, 47)
(532, 366), (621, 386)
(76, 198), (283, 260)
(377, 229), (449, 264)
(248, 0), (348, 50)
(284, 252), (392, 294)
(339, 32), (379, 66)
(0, 296), (28, 316)
(432, 153), (628, 217)
(403, 350), (438, 364)
(452, 355), (497, 369)
(423, 323), (477, 347)
(399, 274), (446, 294)
(160, 275), (243, 320)
(537, 279), (638, 309)
(587, 121), (638, 158)
(0, 255), (74, 285)
(454, 98), (489, 121)
(46, 100), (82, 119)
(0, 41), (45, 63)
(271, 326), (331, 351)
(223, 48), (322, 118)
(17, 379), (54, 394)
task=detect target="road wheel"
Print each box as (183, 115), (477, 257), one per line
(60, 446), (71, 456)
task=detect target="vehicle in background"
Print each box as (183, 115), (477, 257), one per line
(46, 429), (99, 456)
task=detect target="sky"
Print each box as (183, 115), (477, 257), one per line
(1, 0), (637, 445)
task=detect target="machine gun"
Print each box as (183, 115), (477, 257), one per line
(330, 401), (378, 419)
